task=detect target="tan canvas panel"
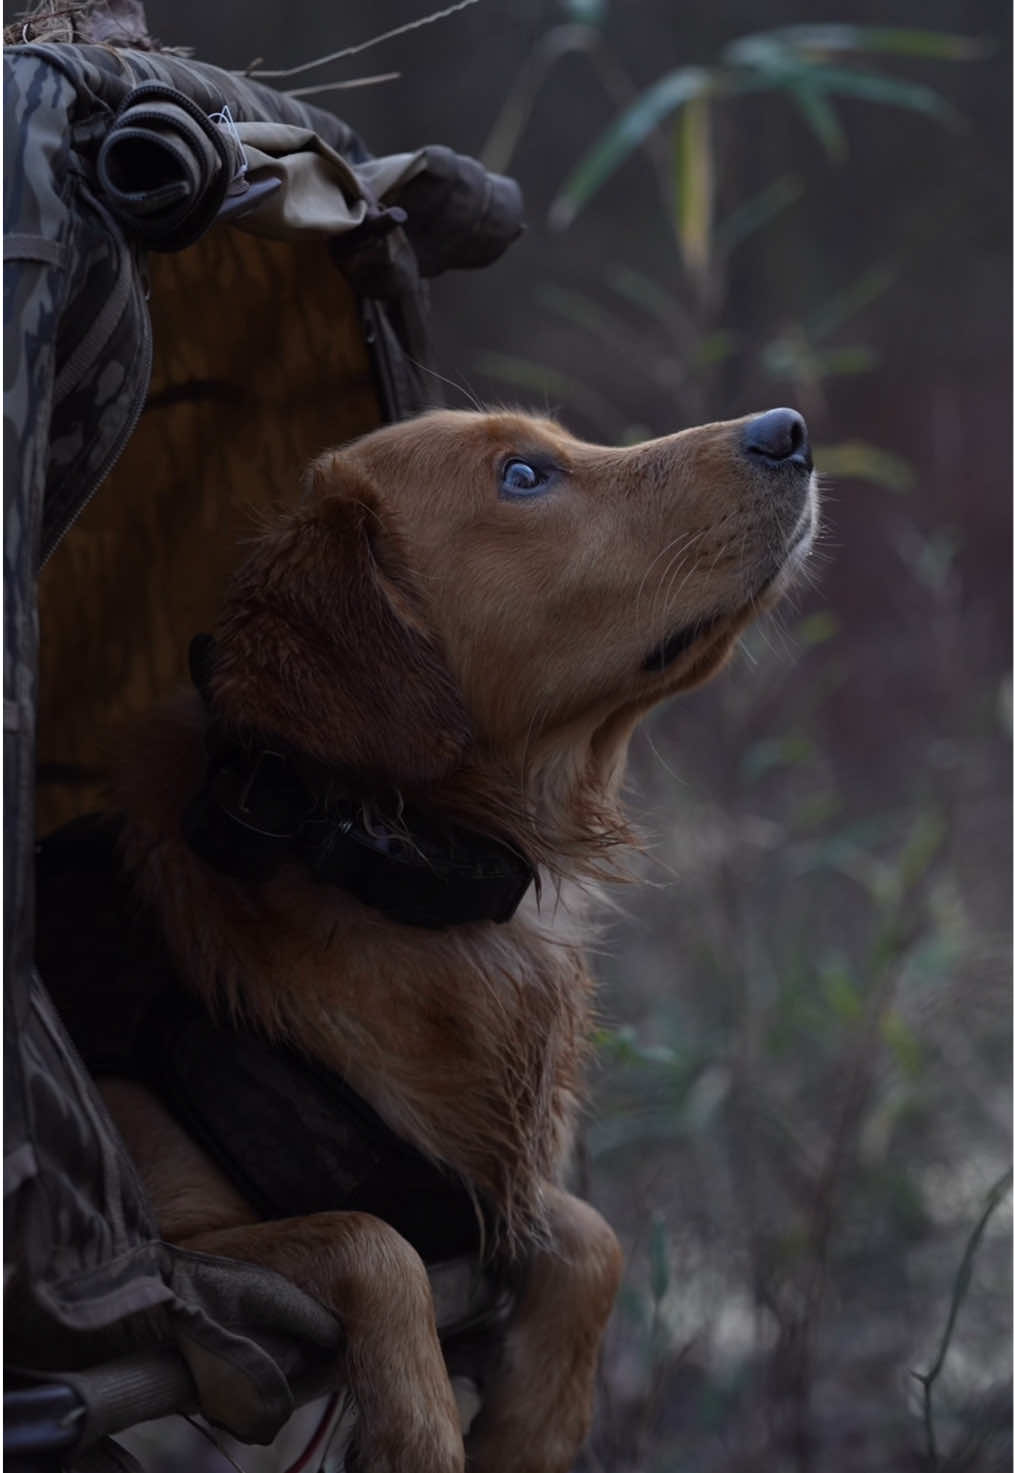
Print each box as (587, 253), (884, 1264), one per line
(37, 226), (382, 833)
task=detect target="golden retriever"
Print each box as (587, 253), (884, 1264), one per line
(101, 406), (817, 1473)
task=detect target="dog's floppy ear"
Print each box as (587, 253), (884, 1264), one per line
(209, 456), (471, 788)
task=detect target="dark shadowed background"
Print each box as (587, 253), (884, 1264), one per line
(81, 0), (1014, 1467)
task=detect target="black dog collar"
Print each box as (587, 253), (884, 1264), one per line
(184, 637), (535, 929)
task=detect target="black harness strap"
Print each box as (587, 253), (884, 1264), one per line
(35, 816), (485, 1263)
(135, 986), (483, 1261)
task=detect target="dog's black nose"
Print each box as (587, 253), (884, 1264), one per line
(744, 407), (812, 469)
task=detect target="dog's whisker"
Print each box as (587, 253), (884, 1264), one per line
(643, 726), (687, 789)
(647, 541), (702, 633)
(634, 527), (705, 629)
(645, 529), (709, 641)
(400, 351), (484, 412)
(655, 540), (713, 635)
(636, 531), (699, 599)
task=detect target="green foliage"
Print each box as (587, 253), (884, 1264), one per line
(740, 730), (814, 783)
(794, 611), (840, 647)
(473, 349), (618, 425)
(673, 93), (713, 288)
(815, 441), (915, 491)
(560, 0), (608, 25)
(481, 32), (979, 440)
(806, 262), (898, 341)
(478, 19), (986, 463)
(581, 574), (1006, 1462)
(605, 263), (690, 329)
(549, 66), (713, 232)
(712, 171), (803, 257)
(476, 17), (1006, 1468)
(895, 525), (961, 593)
(758, 24), (988, 61)
(649, 1212), (670, 1306)
(880, 1009), (924, 1078)
(550, 25), (975, 236)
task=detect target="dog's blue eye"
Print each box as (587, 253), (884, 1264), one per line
(501, 459), (547, 496)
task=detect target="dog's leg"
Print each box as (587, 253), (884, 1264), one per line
(184, 1214), (464, 1473)
(465, 1187), (623, 1473)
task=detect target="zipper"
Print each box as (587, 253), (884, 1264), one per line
(38, 249), (153, 572)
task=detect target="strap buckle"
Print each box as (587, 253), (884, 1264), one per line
(182, 749), (309, 882)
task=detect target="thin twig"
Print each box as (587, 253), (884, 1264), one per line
(768, 860), (941, 1472)
(481, 25), (596, 173)
(284, 72), (401, 99)
(912, 1166), (1012, 1468)
(241, 0), (480, 80)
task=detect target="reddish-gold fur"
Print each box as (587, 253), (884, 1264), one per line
(104, 409), (816, 1472)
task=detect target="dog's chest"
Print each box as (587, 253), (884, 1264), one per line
(258, 888), (595, 1220)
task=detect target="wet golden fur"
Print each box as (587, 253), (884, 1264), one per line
(104, 408), (816, 1473)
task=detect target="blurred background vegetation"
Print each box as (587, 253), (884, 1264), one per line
(133, 0), (1013, 1467)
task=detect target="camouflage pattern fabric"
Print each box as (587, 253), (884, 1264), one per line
(3, 43), (349, 1446)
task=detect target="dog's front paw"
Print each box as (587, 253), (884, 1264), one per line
(465, 1399), (590, 1473)
(350, 1397), (465, 1473)
(466, 1192), (622, 1473)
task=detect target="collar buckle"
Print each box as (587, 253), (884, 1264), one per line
(182, 749), (311, 883)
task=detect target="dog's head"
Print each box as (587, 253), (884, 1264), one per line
(209, 408), (817, 811)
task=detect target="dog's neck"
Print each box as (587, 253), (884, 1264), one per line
(184, 632), (640, 921)
(185, 635), (537, 929)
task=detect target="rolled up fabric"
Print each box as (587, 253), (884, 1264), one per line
(96, 81), (244, 250)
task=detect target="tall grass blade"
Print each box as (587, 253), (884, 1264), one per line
(775, 25), (989, 62)
(562, 0), (608, 23)
(481, 24), (597, 173)
(537, 284), (626, 344)
(606, 265), (692, 336)
(475, 351), (619, 426)
(800, 65), (963, 127)
(816, 441), (915, 492)
(674, 94), (713, 283)
(549, 66), (712, 230)
(807, 262), (897, 341)
(789, 83), (848, 160)
(649, 1213), (670, 1304)
(715, 172), (803, 257)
